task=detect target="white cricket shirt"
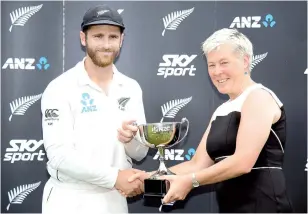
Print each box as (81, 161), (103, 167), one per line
(41, 58), (148, 190)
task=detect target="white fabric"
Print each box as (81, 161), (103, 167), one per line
(41, 58), (148, 213)
(212, 83), (283, 121)
(42, 178), (128, 214)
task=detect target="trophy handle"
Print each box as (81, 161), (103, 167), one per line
(131, 122), (156, 149)
(131, 122), (141, 141)
(131, 122), (138, 139)
(166, 117), (189, 148)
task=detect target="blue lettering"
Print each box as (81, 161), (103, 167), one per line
(81, 105), (97, 113)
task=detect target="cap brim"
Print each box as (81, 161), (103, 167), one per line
(82, 20), (125, 30)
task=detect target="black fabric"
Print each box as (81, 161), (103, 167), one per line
(81, 4), (125, 31)
(206, 107), (293, 213)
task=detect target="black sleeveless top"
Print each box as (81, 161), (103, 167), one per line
(206, 84), (293, 213)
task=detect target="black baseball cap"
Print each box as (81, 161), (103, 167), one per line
(81, 5), (125, 31)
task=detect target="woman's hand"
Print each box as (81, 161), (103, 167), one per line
(159, 174), (193, 204)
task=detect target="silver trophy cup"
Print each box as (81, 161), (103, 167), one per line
(135, 117), (189, 197)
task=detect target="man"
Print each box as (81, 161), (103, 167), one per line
(41, 4), (148, 214)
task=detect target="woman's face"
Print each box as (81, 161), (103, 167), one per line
(206, 44), (249, 95)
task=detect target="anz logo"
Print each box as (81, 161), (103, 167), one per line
(2, 57), (50, 70)
(230, 14), (276, 29)
(81, 93), (97, 113)
(153, 148), (196, 161)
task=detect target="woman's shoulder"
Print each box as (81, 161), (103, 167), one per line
(248, 84), (283, 108)
(211, 84), (283, 120)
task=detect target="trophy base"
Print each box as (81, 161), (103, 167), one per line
(143, 178), (170, 198)
(143, 167), (174, 198)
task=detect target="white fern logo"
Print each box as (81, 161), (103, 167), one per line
(250, 52), (268, 71)
(117, 9), (124, 14)
(160, 97), (192, 122)
(9, 4), (43, 32)
(7, 181), (41, 211)
(162, 7), (194, 36)
(9, 94), (42, 121)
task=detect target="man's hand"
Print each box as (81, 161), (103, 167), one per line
(115, 168), (144, 197)
(117, 171), (153, 197)
(117, 120), (138, 144)
(127, 170), (152, 183)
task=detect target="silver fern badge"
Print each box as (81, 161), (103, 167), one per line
(7, 181), (41, 210)
(9, 94), (42, 121)
(117, 9), (124, 14)
(250, 52), (268, 71)
(118, 97), (130, 111)
(160, 96), (192, 122)
(9, 4), (43, 32)
(162, 7), (194, 36)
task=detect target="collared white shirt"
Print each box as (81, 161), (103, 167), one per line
(41, 58), (148, 189)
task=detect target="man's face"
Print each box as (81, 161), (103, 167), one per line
(80, 25), (123, 67)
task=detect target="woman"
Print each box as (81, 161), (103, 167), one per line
(127, 28), (293, 213)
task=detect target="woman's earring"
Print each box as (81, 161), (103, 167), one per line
(244, 72), (248, 75)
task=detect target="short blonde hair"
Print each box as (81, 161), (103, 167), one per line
(202, 28), (253, 71)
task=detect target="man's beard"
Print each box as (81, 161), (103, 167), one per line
(86, 45), (119, 67)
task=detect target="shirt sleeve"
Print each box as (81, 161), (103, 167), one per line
(123, 82), (149, 161)
(41, 83), (119, 189)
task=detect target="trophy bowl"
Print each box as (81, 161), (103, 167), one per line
(135, 117), (189, 198)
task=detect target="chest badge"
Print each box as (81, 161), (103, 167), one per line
(81, 93), (97, 113)
(118, 97), (130, 111)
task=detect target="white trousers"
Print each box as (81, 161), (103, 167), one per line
(42, 178), (128, 214)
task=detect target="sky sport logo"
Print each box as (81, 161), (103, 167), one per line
(3, 139), (45, 163)
(157, 54), (197, 78)
(157, 52), (267, 78)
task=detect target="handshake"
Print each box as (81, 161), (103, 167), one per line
(114, 168), (151, 198)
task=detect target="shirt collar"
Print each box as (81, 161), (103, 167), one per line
(77, 57), (125, 87)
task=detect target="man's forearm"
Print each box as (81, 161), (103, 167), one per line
(47, 144), (119, 189)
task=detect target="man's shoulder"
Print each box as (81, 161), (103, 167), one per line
(117, 69), (142, 91)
